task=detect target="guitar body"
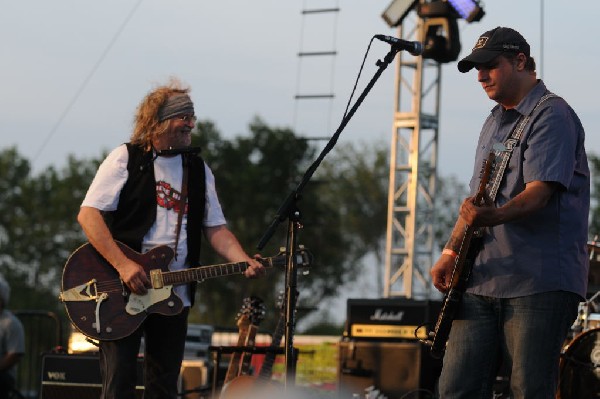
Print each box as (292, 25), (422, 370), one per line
(430, 236), (483, 358)
(219, 375), (280, 399)
(61, 241), (181, 341)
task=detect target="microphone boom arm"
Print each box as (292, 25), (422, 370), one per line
(256, 44), (401, 390)
(257, 45), (400, 250)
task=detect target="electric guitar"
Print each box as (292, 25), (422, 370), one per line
(428, 152), (495, 358)
(59, 241), (311, 341)
(223, 297), (266, 385)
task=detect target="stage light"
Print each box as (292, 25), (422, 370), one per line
(446, 0), (485, 22)
(382, 0), (419, 27)
(421, 17), (461, 63)
(417, 0), (484, 23)
(383, 0), (484, 64)
(417, 1), (453, 18)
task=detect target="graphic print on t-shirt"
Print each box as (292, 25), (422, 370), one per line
(156, 180), (188, 214)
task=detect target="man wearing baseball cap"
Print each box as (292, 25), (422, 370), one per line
(431, 27), (589, 397)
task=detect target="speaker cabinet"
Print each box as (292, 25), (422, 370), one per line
(179, 359), (210, 399)
(40, 352), (144, 399)
(337, 340), (442, 398)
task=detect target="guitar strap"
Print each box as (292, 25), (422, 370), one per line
(487, 93), (557, 202)
(174, 156), (189, 261)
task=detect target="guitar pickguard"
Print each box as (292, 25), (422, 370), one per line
(125, 286), (173, 315)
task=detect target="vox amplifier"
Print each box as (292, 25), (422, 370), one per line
(40, 352), (144, 399)
(345, 298), (441, 340)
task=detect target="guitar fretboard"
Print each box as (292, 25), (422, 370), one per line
(160, 257), (276, 286)
(163, 262), (245, 285)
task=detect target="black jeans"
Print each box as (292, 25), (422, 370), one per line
(0, 371), (16, 399)
(99, 307), (189, 399)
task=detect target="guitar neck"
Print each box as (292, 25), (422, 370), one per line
(156, 258), (274, 287)
(224, 324), (250, 383)
(258, 313), (285, 380)
(239, 325), (259, 375)
(449, 223), (483, 290)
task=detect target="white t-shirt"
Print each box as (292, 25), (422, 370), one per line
(81, 144), (227, 305)
(0, 309), (25, 379)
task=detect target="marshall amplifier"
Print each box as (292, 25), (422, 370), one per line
(40, 352), (144, 399)
(345, 298), (442, 340)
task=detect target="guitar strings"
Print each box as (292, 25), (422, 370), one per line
(75, 256), (285, 297)
(80, 261), (251, 295)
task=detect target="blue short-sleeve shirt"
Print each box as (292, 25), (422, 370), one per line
(467, 81), (590, 299)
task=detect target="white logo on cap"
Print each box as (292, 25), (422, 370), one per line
(473, 36), (489, 50)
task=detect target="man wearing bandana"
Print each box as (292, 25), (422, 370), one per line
(430, 27), (589, 397)
(78, 78), (266, 399)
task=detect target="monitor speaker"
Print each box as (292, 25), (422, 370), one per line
(338, 340), (441, 398)
(179, 359), (211, 399)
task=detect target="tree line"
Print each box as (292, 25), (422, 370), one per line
(1, 116), (597, 336)
(0, 117), (396, 335)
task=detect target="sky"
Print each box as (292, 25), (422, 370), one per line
(2, 1), (600, 324)
(2, 1), (599, 182)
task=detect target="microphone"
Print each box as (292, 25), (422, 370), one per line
(375, 34), (423, 56)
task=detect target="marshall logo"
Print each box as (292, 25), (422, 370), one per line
(369, 308), (404, 321)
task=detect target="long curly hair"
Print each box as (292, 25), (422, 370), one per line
(130, 77), (191, 151)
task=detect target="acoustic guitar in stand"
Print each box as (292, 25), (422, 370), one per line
(219, 291), (296, 399)
(222, 296), (266, 386)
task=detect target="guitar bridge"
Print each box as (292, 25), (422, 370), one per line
(59, 279), (99, 302)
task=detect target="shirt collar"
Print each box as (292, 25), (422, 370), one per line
(491, 79), (548, 118)
(514, 79), (547, 116)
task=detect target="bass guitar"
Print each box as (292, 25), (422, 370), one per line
(427, 152), (495, 358)
(59, 241), (311, 341)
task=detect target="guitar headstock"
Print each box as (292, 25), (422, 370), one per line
(271, 245), (313, 270)
(274, 289), (299, 315)
(236, 296), (266, 328)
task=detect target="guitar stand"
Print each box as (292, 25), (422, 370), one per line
(207, 345), (288, 398)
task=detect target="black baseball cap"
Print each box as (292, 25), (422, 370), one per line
(457, 27), (530, 73)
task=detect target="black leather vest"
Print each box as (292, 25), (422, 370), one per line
(104, 143), (206, 266)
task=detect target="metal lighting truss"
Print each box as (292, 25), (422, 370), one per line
(384, 14), (441, 299)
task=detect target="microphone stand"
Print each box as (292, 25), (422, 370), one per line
(256, 45), (401, 390)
